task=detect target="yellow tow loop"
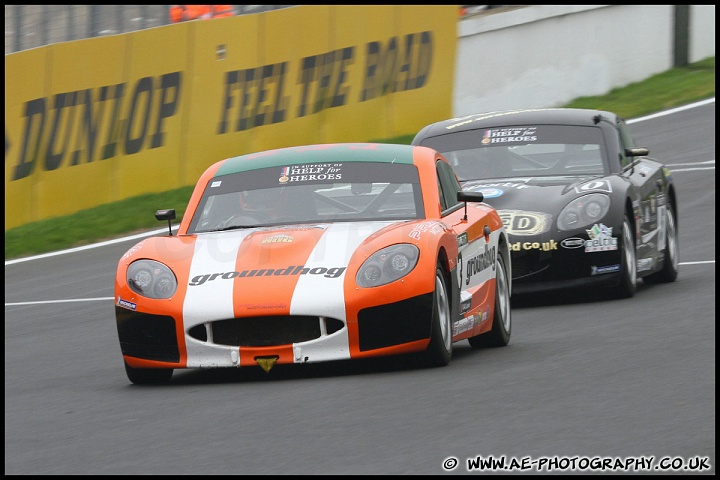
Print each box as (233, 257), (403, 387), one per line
(255, 356), (279, 373)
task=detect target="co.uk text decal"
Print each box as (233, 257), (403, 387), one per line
(6, 31), (433, 182)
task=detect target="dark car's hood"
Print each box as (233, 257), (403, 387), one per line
(463, 175), (612, 237)
(463, 175), (605, 212)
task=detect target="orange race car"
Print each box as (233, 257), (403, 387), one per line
(114, 143), (512, 384)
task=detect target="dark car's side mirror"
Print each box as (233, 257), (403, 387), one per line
(626, 147), (649, 157)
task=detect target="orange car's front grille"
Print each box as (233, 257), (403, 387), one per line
(193, 315), (344, 347)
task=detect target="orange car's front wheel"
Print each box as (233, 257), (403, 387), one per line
(423, 262), (453, 367)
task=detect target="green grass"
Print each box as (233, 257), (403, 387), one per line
(5, 57), (714, 261)
(563, 56), (715, 118)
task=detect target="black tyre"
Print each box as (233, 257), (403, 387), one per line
(124, 361), (173, 385)
(423, 263), (453, 367)
(616, 214), (637, 299)
(643, 204), (679, 284)
(468, 245), (511, 348)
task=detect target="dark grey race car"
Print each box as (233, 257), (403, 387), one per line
(412, 108), (679, 298)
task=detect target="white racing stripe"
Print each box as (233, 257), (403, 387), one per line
(289, 222), (392, 363)
(179, 223), (392, 366)
(183, 231), (250, 367)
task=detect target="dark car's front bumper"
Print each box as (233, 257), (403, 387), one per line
(509, 237), (624, 295)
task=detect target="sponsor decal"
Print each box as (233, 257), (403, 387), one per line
(117, 297), (137, 311)
(585, 223), (618, 252)
(454, 309), (488, 335)
(409, 220), (445, 240)
(457, 232), (468, 248)
(498, 209), (552, 235)
(561, 237), (585, 249)
(236, 303), (288, 310)
(261, 234), (294, 244)
(480, 127), (537, 144)
(459, 297), (472, 314)
(477, 187), (504, 198)
(453, 316), (474, 335)
(189, 265), (346, 286)
(509, 240), (558, 252)
(279, 163), (343, 184)
(472, 181), (530, 190)
(575, 180), (612, 194)
(591, 264), (620, 275)
(121, 243), (143, 260)
(465, 244), (496, 285)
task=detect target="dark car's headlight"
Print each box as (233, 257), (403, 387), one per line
(127, 260), (178, 299)
(557, 193), (611, 231)
(356, 244), (419, 288)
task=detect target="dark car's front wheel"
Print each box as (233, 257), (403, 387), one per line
(124, 361), (173, 385)
(643, 204), (679, 284)
(616, 214), (637, 298)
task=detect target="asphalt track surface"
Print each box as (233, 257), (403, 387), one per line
(5, 100), (715, 475)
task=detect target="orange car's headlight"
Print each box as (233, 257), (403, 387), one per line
(356, 244), (419, 288)
(127, 260), (177, 299)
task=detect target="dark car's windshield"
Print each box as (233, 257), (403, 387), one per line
(419, 125), (607, 181)
(188, 162), (424, 233)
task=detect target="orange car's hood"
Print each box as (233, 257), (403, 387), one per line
(176, 221), (409, 320)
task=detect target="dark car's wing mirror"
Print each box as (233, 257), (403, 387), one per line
(626, 147), (649, 157)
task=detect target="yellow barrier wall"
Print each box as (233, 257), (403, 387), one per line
(4, 5), (457, 230)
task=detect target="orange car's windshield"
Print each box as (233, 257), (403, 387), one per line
(188, 163), (424, 233)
